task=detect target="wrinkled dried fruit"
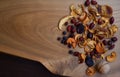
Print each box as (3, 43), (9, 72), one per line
(96, 43), (105, 54)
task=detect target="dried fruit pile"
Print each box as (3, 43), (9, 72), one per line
(57, 0), (118, 76)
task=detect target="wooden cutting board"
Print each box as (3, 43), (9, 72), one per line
(0, 0), (120, 77)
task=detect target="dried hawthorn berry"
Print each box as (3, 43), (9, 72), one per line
(67, 25), (72, 32)
(102, 40), (108, 45)
(108, 44), (115, 50)
(111, 37), (117, 42)
(84, 0), (90, 6)
(73, 51), (80, 56)
(91, 0), (97, 5)
(64, 22), (68, 26)
(109, 17), (114, 24)
(57, 37), (61, 41)
(89, 22), (95, 29)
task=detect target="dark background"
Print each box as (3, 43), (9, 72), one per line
(0, 52), (68, 77)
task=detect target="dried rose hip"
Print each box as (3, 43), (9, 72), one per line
(73, 51), (80, 56)
(91, 0), (97, 5)
(85, 0), (90, 6)
(102, 40), (108, 45)
(89, 22), (95, 29)
(109, 17), (114, 24)
(111, 37), (117, 42)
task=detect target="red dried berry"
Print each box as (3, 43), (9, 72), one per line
(64, 22), (68, 26)
(108, 44), (115, 50)
(73, 52), (80, 56)
(67, 25), (72, 32)
(79, 37), (84, 42)
(109, 17), (114, 24)
(91, 0), (97, 5)
(102, 40), (107, 45)
(71, 18), (76, 24)
(85, 0), (90, 6)
(111, 37), (117, 42)
(98, 18), (103, 25)
(89, 22), (95, 29)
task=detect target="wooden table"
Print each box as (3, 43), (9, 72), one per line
(0, 0), (120, 77)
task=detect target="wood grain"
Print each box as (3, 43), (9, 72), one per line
(0, 0), (120, 77)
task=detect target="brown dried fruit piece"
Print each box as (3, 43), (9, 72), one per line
(67, 38), (76, 48)
(106, 52), (116, 62)
(86, 67), (96, 76)
(99, 5), (113, 17)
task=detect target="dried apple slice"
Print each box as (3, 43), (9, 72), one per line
(110, 25), (118, 34)
(106, 52), (116, 62)
(74, 34), (82, 41)
(58, 16), (73, 30)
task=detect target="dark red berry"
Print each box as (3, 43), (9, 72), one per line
(64, 22), (68, 26)
(98, 18), (103, 25)
(67, 25), (72, 32)
(73, 52), (80, 56)
(71, 28), (76, 33)
(107, 40), (112, 45)
(79, 37), (84, 42)
(91, 0), (97, 5)
(108, 44), (115, 50)
(68, 44), (72, 48)
(71, 18), (76, 24)
(89, 22), (95, 29)
(57, 37), (61, 41)
(109, 17), (114, 24)
(102, 40), (107, 45)
(111, 37), (117, 42)
(85, 0), (90, 6)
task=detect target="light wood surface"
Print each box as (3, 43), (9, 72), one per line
(0, 0), (120, 77)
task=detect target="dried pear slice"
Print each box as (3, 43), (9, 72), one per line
(58, 16), (73, 30)
(110, 25), (118, 34)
